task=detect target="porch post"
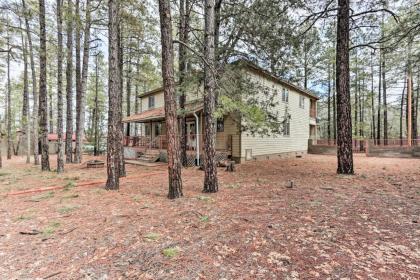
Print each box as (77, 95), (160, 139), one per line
(150, 121), (152, 149)
(193, 112), (200, 166)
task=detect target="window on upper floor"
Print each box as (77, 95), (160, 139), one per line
(299, 96), (305, 109)
(148, 96), (155, 109)
(282, 88), (289, 103)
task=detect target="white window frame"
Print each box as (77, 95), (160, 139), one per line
(299, 96), (305, 109)
(282, 88), (289, 103)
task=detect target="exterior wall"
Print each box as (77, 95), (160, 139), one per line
(239, 71), (312, 161)
(215, 114), (241, 158)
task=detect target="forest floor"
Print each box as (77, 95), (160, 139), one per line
(0, 154), (419, 279)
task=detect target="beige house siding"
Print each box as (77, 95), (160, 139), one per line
(140, 91), (165, 112)
(215, 114), (241, 158)
(240, 71), (311, 160)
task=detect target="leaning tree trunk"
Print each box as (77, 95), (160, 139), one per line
(22, 0), (40, 165)
(75, 0), (91, 163)
(65, 0), (74, 163)
(56, 0), (64, 173)
(203, 0), (219, 192)
(39, 0), (50, 171)
(335, 0), (353, 174)
(105, 0), (121, 190)
(158, 0), (183, 199)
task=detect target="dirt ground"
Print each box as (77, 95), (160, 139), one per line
(0, 154), (418, 279)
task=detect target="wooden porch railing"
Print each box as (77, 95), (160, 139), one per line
(124, 134), (205, 151)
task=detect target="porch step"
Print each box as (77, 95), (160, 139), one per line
(138, 150), (161, 163)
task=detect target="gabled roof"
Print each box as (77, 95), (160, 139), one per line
(232, 59), (319, 100)
(137, 60), (319, 100)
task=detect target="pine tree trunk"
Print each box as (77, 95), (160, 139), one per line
(203, 0), (219, 192)
(106, 0), (121, 190)
(158, 0), (183, 199)
(57, 0), (65, 173)
(49, 85), (54, 133)
(400, 76), (406, 145)
(370, 52), (376, 142)
(65, 0), (74, 163)
(377, 51), (382, 144)
(382, 52), (388, 145)
(39, 0), (50, 171)
(93, 53), (100, 156)
(333, 62), (337, 144)
(354, 51), (358, 139)
(22, 0), (40, 165)
(126, 43), (132, 137)
(414, 70), (419, 142)
(22, 34), (31, 163)
(335, 0), (353, 174)
(118, 23), (126, 177)
(327, 62), (331, 143)
(74, 0), (91, 163)
(134, 55), (140, 136)
(6, 32), (12, 160)
(179, 0), (189, 166)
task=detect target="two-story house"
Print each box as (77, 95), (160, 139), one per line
(122, 60), (318, 166)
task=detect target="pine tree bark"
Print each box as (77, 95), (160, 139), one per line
(74, 0), (91, 163)
(327, 62), (331, 143)
(65, 0), (74, 163)
(203, 0), (219, 192)
(39, 0), (50, 171)
(117, 23), (126, 177)
(400, 76), (406, 145)
(22, 0), (40, 165)
(333, 64), (336, 144)
(382, 52), (388, 145)
(377, 51), (382, 144)
(354, 51), (358, 138)
(6, 32), (12, 160)
(414, 70), (419, 142)
(126, 41), (132, 137)
(106, 0), (121, 190)
(335, 0), (353, 174)
(22, 34), (31, 163)
(370, 52), (376, 142)
(158, 0), (184, 199)
(93, 53), (100, 156)
(179, 0), (189, 166)
(57, 0), (65, 173)
(49, 85), (54, 133)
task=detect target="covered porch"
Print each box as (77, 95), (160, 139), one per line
(122, 101), (235, 166)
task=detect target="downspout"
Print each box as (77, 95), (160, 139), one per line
(193, 112), (200, 166)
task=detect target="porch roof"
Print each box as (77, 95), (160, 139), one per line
(122, 100), (203, 123)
